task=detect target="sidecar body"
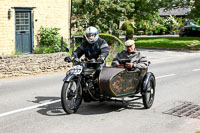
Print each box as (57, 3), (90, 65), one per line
(99, 67), (146, 97)
(99, 67), (156, 108)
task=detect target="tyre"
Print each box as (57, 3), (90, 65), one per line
(142, 74), (155, 109)
(61, 78), (82, 114)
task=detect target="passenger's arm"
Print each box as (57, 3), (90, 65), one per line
(111, 53), (121, 67)
(133, 53), (149, 69)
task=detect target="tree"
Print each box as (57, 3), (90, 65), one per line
(73, 0), (200, 34)
(72, 0), (169, 34)
(134, 0), (161, 21)
(133, 0), (164, 33)
(188, 0), (200, 19)
(72, 0), (135, 33)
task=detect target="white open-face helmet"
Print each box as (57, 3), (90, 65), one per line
(85, 26), (99, 44)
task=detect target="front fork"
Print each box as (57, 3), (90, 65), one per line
(63, 74), (82, 97)
(76, 75), (82, 94)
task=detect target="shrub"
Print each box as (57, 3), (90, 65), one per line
(153, 25), (167, 35)
(121, 21), (135, 35)
(164, 15), (178, 34)
(38, 26), (60, 46)
(117, 30), (126, 36)
(35, 26), (67, 54)
(34, 46), (54, 54)
(194, 18), (200, 25)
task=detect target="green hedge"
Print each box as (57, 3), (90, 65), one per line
(121, 21), (134, 35)
(99, 33), (124, 46)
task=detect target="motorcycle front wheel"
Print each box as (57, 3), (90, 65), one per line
(61, 79), (82, 114)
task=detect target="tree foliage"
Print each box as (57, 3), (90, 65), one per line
(134, 0), (161, 21)
(133, 0), (163, 33)
(72, 0), (135, 33)
(72, 0), (167, 33)
(72, 0), (200, 34)
(188, 0), (200, 18)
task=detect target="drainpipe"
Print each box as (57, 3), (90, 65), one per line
(70, 0), (72, 40)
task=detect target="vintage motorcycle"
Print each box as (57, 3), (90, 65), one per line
(61, 54), (156, 114)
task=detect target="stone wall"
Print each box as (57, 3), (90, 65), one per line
(0, 52), (71, 78)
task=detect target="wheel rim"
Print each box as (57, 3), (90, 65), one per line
(66, 81), (80, 110)
(146, 80), (154, 104)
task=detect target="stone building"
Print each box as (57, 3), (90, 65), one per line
(0, 0), (71, 55)
(159, 8), (191, 17)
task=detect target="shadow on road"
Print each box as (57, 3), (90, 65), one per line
(77, 101), (144, 115)
(31, 96), (65, 116)
(32, 96), (145, 116)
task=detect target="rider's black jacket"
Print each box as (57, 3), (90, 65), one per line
(72, 37), (109, 60)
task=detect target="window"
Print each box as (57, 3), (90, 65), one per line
(192, 27), (196, 31)
(16, 12), (29, 31)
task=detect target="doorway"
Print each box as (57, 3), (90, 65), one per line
(15, 9), (33, 54)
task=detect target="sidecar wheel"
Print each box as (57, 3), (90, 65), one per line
(61, 79), (82, 114)
(142, 74), (155, 109)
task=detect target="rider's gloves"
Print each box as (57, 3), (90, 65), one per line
(97, 56), (105, 63)
(73, 57), (79, 62)
(97, 57), (104, 63)
(64, 56), (72, 62)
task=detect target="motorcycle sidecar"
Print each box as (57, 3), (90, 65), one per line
(99, 67), (156, 109)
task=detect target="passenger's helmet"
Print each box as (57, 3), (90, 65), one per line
(85, 26), (99, 44)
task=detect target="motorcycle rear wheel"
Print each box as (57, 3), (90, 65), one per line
(61, 79), (82, 114)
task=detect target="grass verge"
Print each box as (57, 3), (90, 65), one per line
(135, 37), (200, 50)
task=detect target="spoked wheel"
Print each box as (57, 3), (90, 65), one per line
(61, 79), (82, 114)
(142, 74), (155, 109)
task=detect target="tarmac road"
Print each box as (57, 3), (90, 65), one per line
(0, 49), (200, 133)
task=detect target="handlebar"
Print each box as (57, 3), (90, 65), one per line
(65, 56), (103, 65)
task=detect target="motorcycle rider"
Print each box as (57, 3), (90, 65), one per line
(65, 26), (109, 71)
(111, 40), (149, 70)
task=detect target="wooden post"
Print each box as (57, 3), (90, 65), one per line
(61, 37), (63, 52)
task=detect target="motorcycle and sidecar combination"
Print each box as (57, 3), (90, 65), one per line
(61, 51), (156, 114)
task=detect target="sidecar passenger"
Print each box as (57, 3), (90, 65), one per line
(111, 40), (149, 71)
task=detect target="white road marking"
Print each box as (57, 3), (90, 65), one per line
(155, 74), (176, 79)
(0, 73), (177, 118)
(0, 99), (61, 118)
(192, 69), (200, 72)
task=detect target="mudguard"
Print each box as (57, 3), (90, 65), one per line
(63, 74), (76, 82)
(142, 72), (156, 93)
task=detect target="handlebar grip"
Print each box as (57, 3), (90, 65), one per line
(64, 56), (72, 62)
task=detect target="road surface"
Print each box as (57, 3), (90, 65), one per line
(0, 49), (200, 133)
